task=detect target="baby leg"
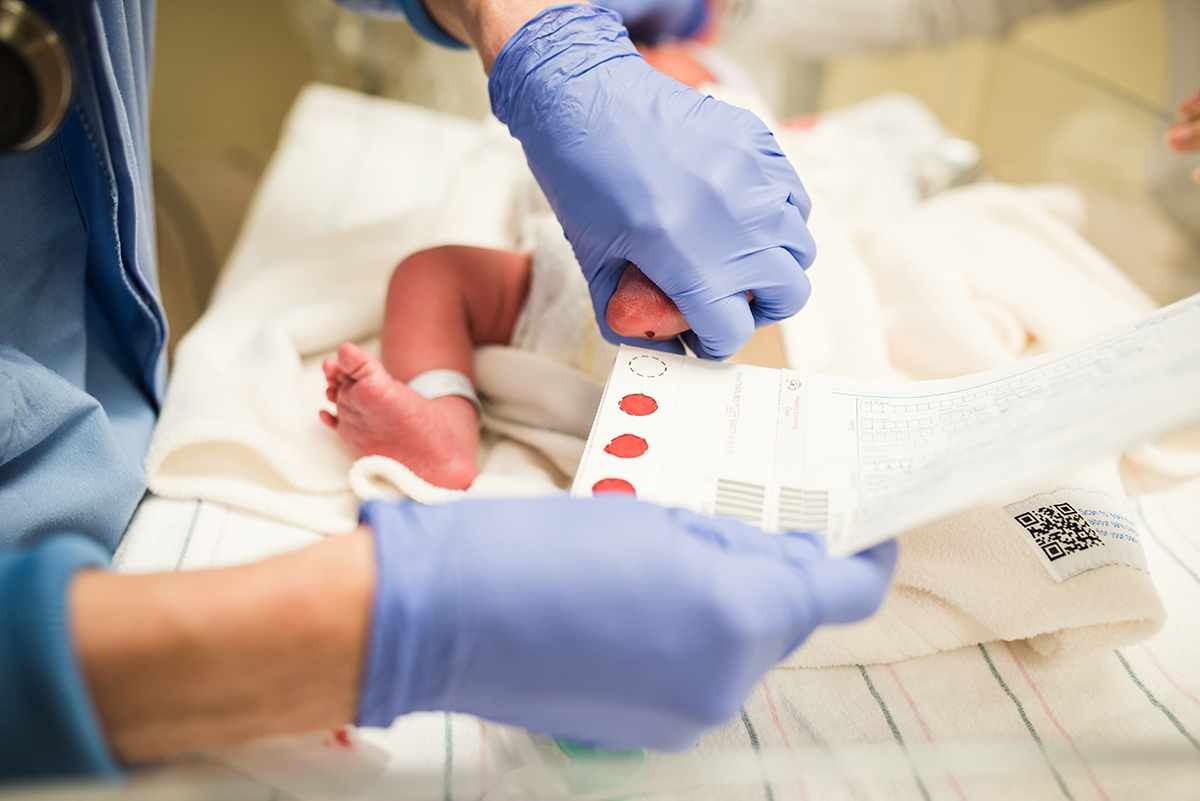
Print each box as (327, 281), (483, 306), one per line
(321, 343), (480, 490)
(321, 246), (530, 490)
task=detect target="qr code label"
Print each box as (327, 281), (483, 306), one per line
(1002, 489), (1148, 582)
(1014, 502), (1104, 561)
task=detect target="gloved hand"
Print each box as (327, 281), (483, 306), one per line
(489, 5), (815, 360)
(357, 496), (896, 750)
(592, 0), (707, 43)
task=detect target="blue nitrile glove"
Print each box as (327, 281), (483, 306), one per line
(489, 5), (815, 360)
(357, 496), (896, 750)
(593, 0), (707, 43)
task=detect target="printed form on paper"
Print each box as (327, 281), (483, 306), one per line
(571, 294), (1200, 557)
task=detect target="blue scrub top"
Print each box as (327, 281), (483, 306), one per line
(0, 0), (461, 781)
(0, 0), (161, 777)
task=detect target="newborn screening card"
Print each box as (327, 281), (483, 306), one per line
(570, 349), (858, 550)
(571, 293), (1200, 557)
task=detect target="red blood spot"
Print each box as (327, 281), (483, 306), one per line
(592, 478), (636, 496)
(332, 727), (352, 748)
(619, 393), (658, 416)
(604, 433), (648, 459)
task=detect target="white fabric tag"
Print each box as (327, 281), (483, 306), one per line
(407, 368), (482, 419)
(1001, 489), (1148, 583)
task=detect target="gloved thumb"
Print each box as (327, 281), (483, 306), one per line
(801, 540), (898, 625)
(679, 292), (755, 360)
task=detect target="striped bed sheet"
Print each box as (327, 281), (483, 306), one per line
(118, 467), (1200, 800)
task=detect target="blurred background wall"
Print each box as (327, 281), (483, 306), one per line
(149, 0), (1195, 358)
(812, 0), (1196, 307)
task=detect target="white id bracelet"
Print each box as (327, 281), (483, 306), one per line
(407, 368), (483, 419)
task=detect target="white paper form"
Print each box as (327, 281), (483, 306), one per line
(571, 293), (1200, 556)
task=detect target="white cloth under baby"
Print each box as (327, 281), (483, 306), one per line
(509, 217), (617, 385)
(146, 87), (607, 534)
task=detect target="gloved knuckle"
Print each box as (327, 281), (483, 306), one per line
(775, 276), (812, 315)
(628, 214), (669, 244)
(697, 332), (742, 361)
(726, 105), (767, 135)
(792, 189), (813, 220)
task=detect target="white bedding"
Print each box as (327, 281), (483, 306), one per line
(120, 83), (1200, 798)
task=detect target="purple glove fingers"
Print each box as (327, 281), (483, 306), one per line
(798, 540), (899, 625)
(491, 6), (816, 358)
(742, 245), (815, 324)
(677, 293), (755, 360)
(357, 492), (895, 749)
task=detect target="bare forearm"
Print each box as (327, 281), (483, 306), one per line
(70, 526), (375, 763)
(423, 0), (581, 71)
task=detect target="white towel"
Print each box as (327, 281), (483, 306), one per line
(768, 103), (1170, 666)
(146, 216), (429, 533)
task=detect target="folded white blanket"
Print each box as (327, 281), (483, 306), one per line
(148, 84), (1189, 668)
(770, 96), (1168, 665)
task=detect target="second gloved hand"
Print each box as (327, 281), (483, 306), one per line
(592, 0), (707, 43)
(489, 6), (815, 359)
(357, 496), (896, 750)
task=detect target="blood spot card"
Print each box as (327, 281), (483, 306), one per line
(572, 294), (1200, 557)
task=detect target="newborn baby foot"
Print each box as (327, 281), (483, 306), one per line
(321, 343), (480, 490)
(606, 263), (691, 342)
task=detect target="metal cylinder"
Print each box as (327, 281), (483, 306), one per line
(0, 0), (72, 153)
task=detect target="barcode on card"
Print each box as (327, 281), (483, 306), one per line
(777, 487), (830, 533)
(714, 479), (765, 526)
